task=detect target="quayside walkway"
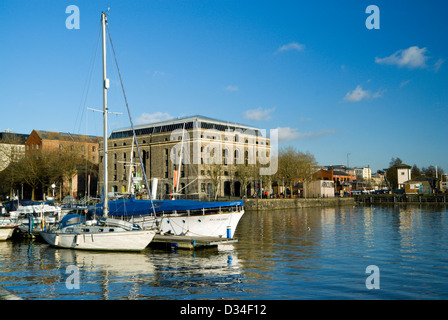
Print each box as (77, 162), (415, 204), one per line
(354, 194), (448, 204)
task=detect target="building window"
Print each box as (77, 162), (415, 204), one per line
(92, 146), (96, 152)
(59, 144), (63, 150)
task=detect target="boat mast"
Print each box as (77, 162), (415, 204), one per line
(101, 12), (109, 218)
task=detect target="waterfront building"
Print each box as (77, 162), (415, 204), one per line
(385, 163), (412, 189)
(100, 115), (271, 200)
(396, 164), (412, 189)
(354, 166), (372, 180)
(25, 130), (101, 199)
(0, 131), (28, 172)
(313, 167), (354, 194)
(306, 180), (335, 198)
(404, 177), (439, 194)
(26, 130), (100, 164)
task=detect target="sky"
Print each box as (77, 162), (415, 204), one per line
(1, 0), (447, 173)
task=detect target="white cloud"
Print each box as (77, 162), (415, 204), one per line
(276, 42), (305, 53)
(135, 112), (173, 125)
(277, 127), (300, 143)
(375, 46), (429, 69)
(344, 85), (385, 102)
(372, 88), (387, 99)
(225, 85), (239, 92)
(344, 85), (370, 102)
(400, 79), (411, 88)
(434, 58), (445, 72)
(242, 107), (275, 121)
(276, 127), (335, 144)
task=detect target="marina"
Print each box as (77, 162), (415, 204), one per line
(1, 204), (448, 300)
(0, 2), (447, 305)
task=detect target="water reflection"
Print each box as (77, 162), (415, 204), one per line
(234, 204), (448, 299)
(1, 204), (448, 299)
(0, 239), (244, 299)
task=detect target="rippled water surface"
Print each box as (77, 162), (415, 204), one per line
(1, 204), (448, 299)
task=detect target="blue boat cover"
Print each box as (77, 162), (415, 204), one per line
(58, 214), (86, 229)
(93, 199), (244, 217)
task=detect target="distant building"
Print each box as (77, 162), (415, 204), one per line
(0, 131), (28, 172)
(442, 181), (448, 193)
(396, 164), (412, 189)
(404, 177), (438, 194)
(313, 167), (354, 194)
(306, 180), (335, 198)
(25, 130), (101, 199)
(26, 130), (100, 165)
(354, 166), (372, 180)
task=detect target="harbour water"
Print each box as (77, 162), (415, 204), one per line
(1, 204), (447, 300)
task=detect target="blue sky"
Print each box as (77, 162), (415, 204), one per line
(1, 0), (447, 172)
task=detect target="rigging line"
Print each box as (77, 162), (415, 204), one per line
(73, 24), (102, 134)
(105, 21), (157, 218)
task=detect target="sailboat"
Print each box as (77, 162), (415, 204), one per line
(39, 12), (155, 251)
(0, 217), (18, 241)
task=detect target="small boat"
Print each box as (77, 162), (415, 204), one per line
(0, 218), (18, 241)
(9, 203), (62, 236)
(39, 12), (156, 251)
(39, 214), (155, 251)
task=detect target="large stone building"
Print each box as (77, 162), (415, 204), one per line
(100, 115), (272, 200)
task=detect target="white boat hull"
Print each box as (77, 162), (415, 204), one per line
(131, 209), (245, 238)
(39, 229), (155, 252)
(0, 227), (15, 241)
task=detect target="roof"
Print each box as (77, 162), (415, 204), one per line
(405, 177), (438, 183)
(333, 170), (350, 176)
(391, 163), (412, 169)
(110, 115), (263, 139)
(32, 130), (101, 143)
(0, 132), (29, 144)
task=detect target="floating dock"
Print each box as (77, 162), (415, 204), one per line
(150, 234), (238, 250)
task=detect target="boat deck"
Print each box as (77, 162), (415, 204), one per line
(151, 234), (238, 250)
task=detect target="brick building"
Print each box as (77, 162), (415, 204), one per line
(100, 115), (272, 200)
(25, 130), (101, 199)
(313, 167), (355, 195)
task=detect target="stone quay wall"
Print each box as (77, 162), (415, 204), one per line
(244, 197), (355, 211)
